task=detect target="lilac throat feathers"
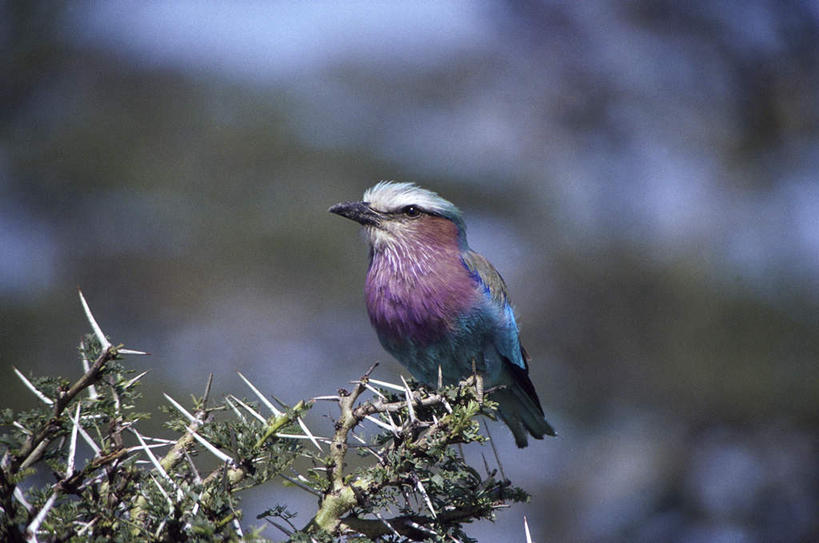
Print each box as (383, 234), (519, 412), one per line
(365, 216), (476, 346)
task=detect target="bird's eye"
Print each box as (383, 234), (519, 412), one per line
(402, 205), (421, 217)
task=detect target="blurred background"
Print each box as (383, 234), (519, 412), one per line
(2, 1), (818, 541)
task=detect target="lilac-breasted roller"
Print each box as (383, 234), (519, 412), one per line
(330, 181), (555, 447)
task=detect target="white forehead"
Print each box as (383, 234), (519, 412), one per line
(363, 181), (459, 217)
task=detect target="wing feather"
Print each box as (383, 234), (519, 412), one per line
(461, 250), (509, 306)
(461, 250), (527, 370)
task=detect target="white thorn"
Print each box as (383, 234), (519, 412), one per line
(385, 411), (401, 434)
(415, 479), (437, 518)
(224, 396), (247, 423)
(111, 385), (121, 415)
(374, 511), (401, 538)
(122, 370), (150, 390)
(232, 516), (244, 537)
(346, 432), (384, 459)
(26, 491), (57, 542)
(186, 427), (236, 466)
(368, 377), (405, 392)
(236, 372), (282, 416)
(148, 474), (173, 509)
(66, 403), (81, 477)
(12, 421), (31, 435)
(406, 519), (438, 536)
(364, 415), (398, 434)
(125, 443), (170, 453)
(274, 433), (331, 443)
(184, 450), (202, 485)
(131, 429), (174, 485)
(311, 395), (342, 401)
(117, 348), (149, 356)
(400, 376), (416, 423)
(78, 289), (111, 350)
(362, 382), (387, 400)
(13, 368), (53, 406)
(154, 518), (167, 538)
(13, 487), (32, 514)
(228, 395), (266, 423)
(142, 436), (176, 444)
(278, 474), (321, 497)
(296, 417), (323, 452)
(163, 393), (196, 423)
(80, 350), (98, 400)
(75, 518), (97, 537)
(524, 515), (533, 543)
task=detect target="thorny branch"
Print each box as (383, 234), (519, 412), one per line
(2, 292), (530, 543)
(12, 343), (120, 474)
(1, 292), (150, 542)
(305, 364), (521, 541)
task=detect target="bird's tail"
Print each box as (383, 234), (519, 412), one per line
(493, 362), (556, 448)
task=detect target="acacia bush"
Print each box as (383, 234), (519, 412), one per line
(0, 293), (529, 542)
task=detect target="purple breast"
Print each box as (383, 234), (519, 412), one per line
(364, 219), (478, 346)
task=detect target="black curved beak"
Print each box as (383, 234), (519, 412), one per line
(328, 201), (382, 227)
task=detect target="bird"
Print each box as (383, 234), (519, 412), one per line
(329, 181), (555, 447)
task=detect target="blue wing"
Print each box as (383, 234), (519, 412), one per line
(461, 249), (554, 445)
(460, 250), (527, 370)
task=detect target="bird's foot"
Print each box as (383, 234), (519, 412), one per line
(475, 372), (484, 403)
(469, 358), (484, 403)
(463, 373), (485, 403)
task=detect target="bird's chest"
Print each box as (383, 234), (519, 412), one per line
(365, 247), (478, 347)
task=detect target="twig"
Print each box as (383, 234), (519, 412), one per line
(483, 420), (506, 481)
(202, 373), (214, 406)
(265, 518), (293, 537)
(17, 343), (120, 472)
(307, 364), (378, 534)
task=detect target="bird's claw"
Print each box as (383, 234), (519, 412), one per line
(466, 359), (485, 403)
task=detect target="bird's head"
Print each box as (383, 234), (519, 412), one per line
(329, 181), (467, 251)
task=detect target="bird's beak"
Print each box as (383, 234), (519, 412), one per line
(328, 201), (382, 227)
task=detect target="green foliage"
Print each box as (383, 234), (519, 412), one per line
(1, 327), (529, 542)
